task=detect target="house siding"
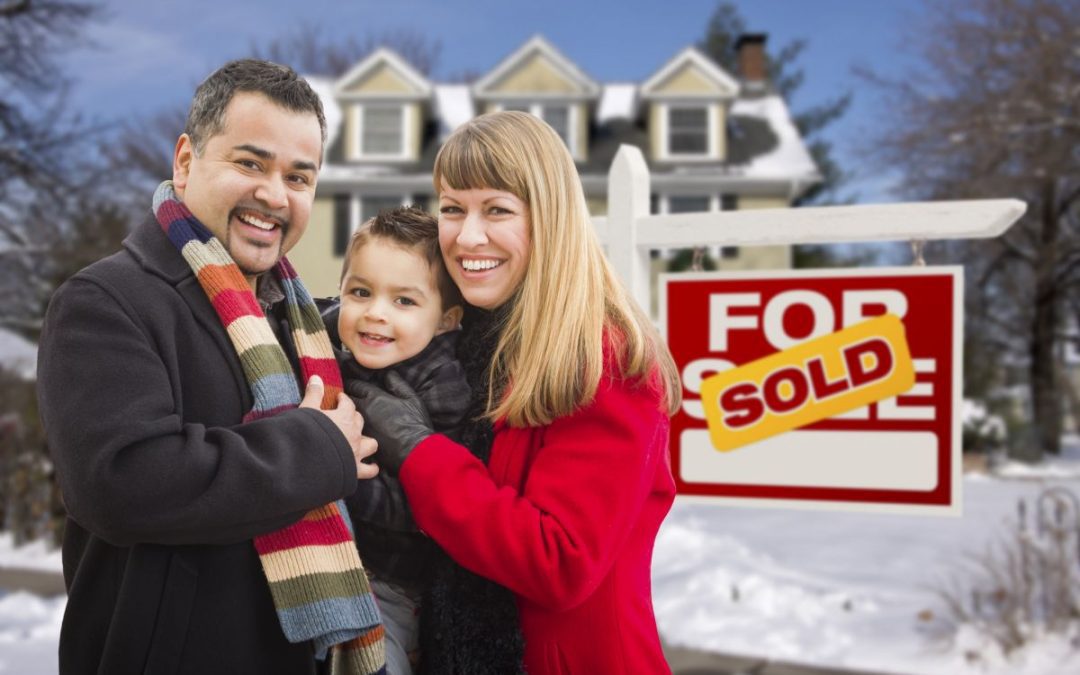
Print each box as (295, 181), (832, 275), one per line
(716, 104), (726, 160)
(649, 103), (663, 160)
(291, 196), (342, 299)
(408, 102), (423, 158)
(575, 102), (589, 160)
(719, 196), (792, 271)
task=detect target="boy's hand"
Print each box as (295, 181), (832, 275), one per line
(300, 376), (380, 479)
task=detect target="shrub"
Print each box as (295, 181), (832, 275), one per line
(928, 487), (1080, 656)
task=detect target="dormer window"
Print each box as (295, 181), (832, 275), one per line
(333, 48), (432, 163)
(642, 48), (739, 163)
(352, 104), (410, 160)
(541, 105), (570, 146)
(668, 106), (709, 155)
(362, 106), (404, 155)
(657, 103), (721, 160)
(498, 102), (574, 153)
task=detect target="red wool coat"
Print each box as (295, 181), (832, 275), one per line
(400, 363), (675, 674)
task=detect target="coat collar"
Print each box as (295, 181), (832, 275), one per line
(123, 212), (253, 408)
(123, 212), (195, 285)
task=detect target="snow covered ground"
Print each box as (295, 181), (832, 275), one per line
(3, 439), (1079, 674)
(655, 458), (1080, 674)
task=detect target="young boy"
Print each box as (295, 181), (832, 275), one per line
(323, 206), (467, 675)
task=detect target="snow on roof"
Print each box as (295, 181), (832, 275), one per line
(597, 84), (637, 122)
(434, 85), (475, 139)
(731, 95), (820, 180)
(0, 328), (36, 380)
(305, 75), (342, 151)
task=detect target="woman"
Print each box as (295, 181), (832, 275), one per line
(354, 110), (682, 674)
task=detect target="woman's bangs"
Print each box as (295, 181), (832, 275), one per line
(434, 128), (526, 199)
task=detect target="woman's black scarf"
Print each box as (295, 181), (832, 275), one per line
(418, 304), (526, 675)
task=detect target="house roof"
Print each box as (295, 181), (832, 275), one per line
(310, 37), (819, 192)
(597, 83), (638, 122)
(729, 95), (819, 180)
(433, 84), (475, 139)
(576, 88), (818, 182)
(306, 75), (342, 150)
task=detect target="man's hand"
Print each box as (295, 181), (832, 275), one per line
(300, 376), (379, 479)
(345, 371), (434, 476)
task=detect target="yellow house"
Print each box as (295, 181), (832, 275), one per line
(292, 34), (821, 298)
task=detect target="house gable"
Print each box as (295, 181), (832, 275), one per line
(650, 62), (728, 96)
(342, 62), (418, 95)
(640, 47), (740, 99)
(490, 54), (582, 94)
(474, 35), (599, 100)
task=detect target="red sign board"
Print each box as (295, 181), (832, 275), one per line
(661, 267), (963, 514)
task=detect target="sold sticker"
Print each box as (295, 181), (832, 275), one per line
(700, 314), (915, 452)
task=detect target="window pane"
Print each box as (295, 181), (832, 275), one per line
(333, 194), (351, 256)
(362, 107), (403, 155)
(669, 108), (707, 128)
(668, 196), (711, 213)
(542, 105), (571, 147)
(361, 197), (405, 222)
(668, 107), (708, 155)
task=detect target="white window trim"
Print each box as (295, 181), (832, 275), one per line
(350, 103), (413, 161)
(349, 194), (361, 235)
(658, 102), (718, 162)
(494, 102), (579, 160)
(352, 194), (413, 233)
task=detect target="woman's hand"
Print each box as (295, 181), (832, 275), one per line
(345, 371), (434, 476)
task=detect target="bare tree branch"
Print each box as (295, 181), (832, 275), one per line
(858, 0), (1079, 457)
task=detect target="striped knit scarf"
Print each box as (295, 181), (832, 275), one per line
(153, 181), (386, 674)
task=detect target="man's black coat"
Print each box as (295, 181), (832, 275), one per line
(37, 216), (358, 675)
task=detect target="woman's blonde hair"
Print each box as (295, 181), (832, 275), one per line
(433, 111), (682, 427)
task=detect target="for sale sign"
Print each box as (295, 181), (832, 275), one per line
(661, 267), (963, 515)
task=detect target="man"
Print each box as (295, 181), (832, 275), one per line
(37, 60), (382, 674)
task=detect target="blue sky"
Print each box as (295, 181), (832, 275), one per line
(68, 0), (923, 201)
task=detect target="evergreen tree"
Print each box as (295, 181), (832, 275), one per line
(698, 2), (851, 206)
(671, 2), (855, 273)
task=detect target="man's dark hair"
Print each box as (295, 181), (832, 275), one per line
(184, 58), (327, 155)
(340, 206), (463, 311)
